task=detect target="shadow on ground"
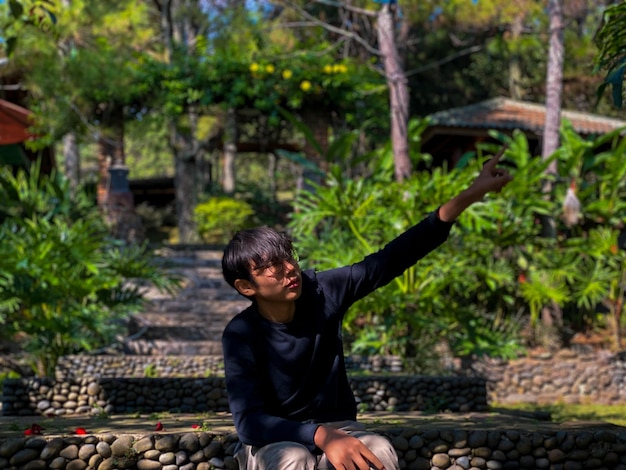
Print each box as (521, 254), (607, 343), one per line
(2, 410), (623, 439)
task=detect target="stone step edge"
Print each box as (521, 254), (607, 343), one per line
(5, 417), (625, 470)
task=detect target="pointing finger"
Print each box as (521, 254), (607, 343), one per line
(484, 145), (509, 168)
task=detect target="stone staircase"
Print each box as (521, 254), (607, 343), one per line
(122, 246), (251, 356)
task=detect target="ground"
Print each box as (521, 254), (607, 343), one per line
(1, 410), (623, 439)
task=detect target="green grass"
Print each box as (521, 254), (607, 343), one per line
(494, 403), (626, 427)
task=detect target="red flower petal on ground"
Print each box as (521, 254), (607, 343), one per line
(25, 423), (44, 435)
(518, 273), (527, 284)
(75, 427), (88, 435)
(191, 424), (200, 429)
(155, 422), (164, 431)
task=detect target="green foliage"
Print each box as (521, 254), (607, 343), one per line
(405, 0), (615, 116)
(0, 165), (180, 377)
(0, 0), (58, 56)
(194, 196), (255, 245)
(0, 370), (21, 397)
(1, 0), (162, 148)
(290, 140), (526, 367)
(289, 122), (626, 366)
(0, 161), (93, 222)
(141, 48), (387, 132)
(143, 363), (159, 378)
(594, 2), (626, 108)
(124, 115), (174, 178)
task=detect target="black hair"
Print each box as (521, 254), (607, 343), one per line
(222, 226), (296, 291)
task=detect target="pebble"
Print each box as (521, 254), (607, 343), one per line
(0, 426), (623, 470)
(3, 349), (626, 468)
(1, 374), (489, 416)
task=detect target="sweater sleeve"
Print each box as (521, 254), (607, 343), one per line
(317, 209), (454, 310)
(222, 322), (320, 450)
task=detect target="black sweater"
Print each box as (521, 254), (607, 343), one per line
(221, 211), (453, 450)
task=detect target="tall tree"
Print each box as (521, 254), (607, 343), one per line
(3, 0), (159, 209)
(377, 2), (411, 182)
(535, 0), (565, 333)
(403, 0), (613, 116)
(152, 0), (207, 243)
(59, 0), (80, 194)
(277, 0), (416, 181)
(543, 0), (565, 161)
(540, 0), (564, 240)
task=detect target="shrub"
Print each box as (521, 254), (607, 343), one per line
(288, 123), (626, 366)
(0, 164), (180, 377)
(194, 196), (254, 244)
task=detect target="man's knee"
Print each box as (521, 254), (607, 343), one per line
(353, 432), (399, 470)
(239, 442), (317, 470)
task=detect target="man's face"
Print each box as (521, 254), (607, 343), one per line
(246, 257), (303, 303)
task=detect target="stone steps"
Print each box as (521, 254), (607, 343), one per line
(131, 304), (248, 329)
(121, 247), (250, 356)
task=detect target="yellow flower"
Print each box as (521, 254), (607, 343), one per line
(300, 80), (312, 92)
(332, 64), (341, 73)
(323, 64), (333, 74)
(265, 64), (275, 73)
(282, 69), (293, 79)
(337, 64), (348, 73)
(249, 63), (259, 73)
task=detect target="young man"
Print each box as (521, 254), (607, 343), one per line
(221, 151), (512, 470)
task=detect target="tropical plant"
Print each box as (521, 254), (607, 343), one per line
(0, 166), (180, 377)
(290, 134), (527, 368)
(570, 227), (626, 348)
(289, 120), (626, 367)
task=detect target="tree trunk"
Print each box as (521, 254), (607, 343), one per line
(111, 106), (125, 165)
(222, 107), (237, 195)
(301, 107), (329, 174)
(171, 106), (201, 243)
(174, 150), (199, 243)
(159, 0), (203, 243)
(96, 133), (114, 207)
(62, 132), (80, 198)
(377, 3), (411, 183)
(538, 0), (565, 334)
(267, 152), (277, 201)
(542, 0), (564, 164)
(509, 14), (524, 100)
(540, 0), (564, 240)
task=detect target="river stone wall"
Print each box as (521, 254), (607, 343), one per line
(2, 425), (626, 470)
(465, 348), (626, 405)
(51, 348), (626, 406)
(0, 375), (488, 417)
(53, 355), (404, 380)
(5, 350), (626, 469)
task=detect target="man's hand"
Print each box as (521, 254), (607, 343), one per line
(466, 146), (513, 199)
(438, 146), (513, 222)
(314, 425), (385, 470)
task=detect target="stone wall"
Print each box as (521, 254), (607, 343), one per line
(465, 348), (626, 405)
(0, 376), (488, 417)
(4, 348), (626, 419)
(53, 355), (403, 380)
(51, 348), (626, 406)
(2, 424), (626, 469)
(5, 349), (626, 469)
